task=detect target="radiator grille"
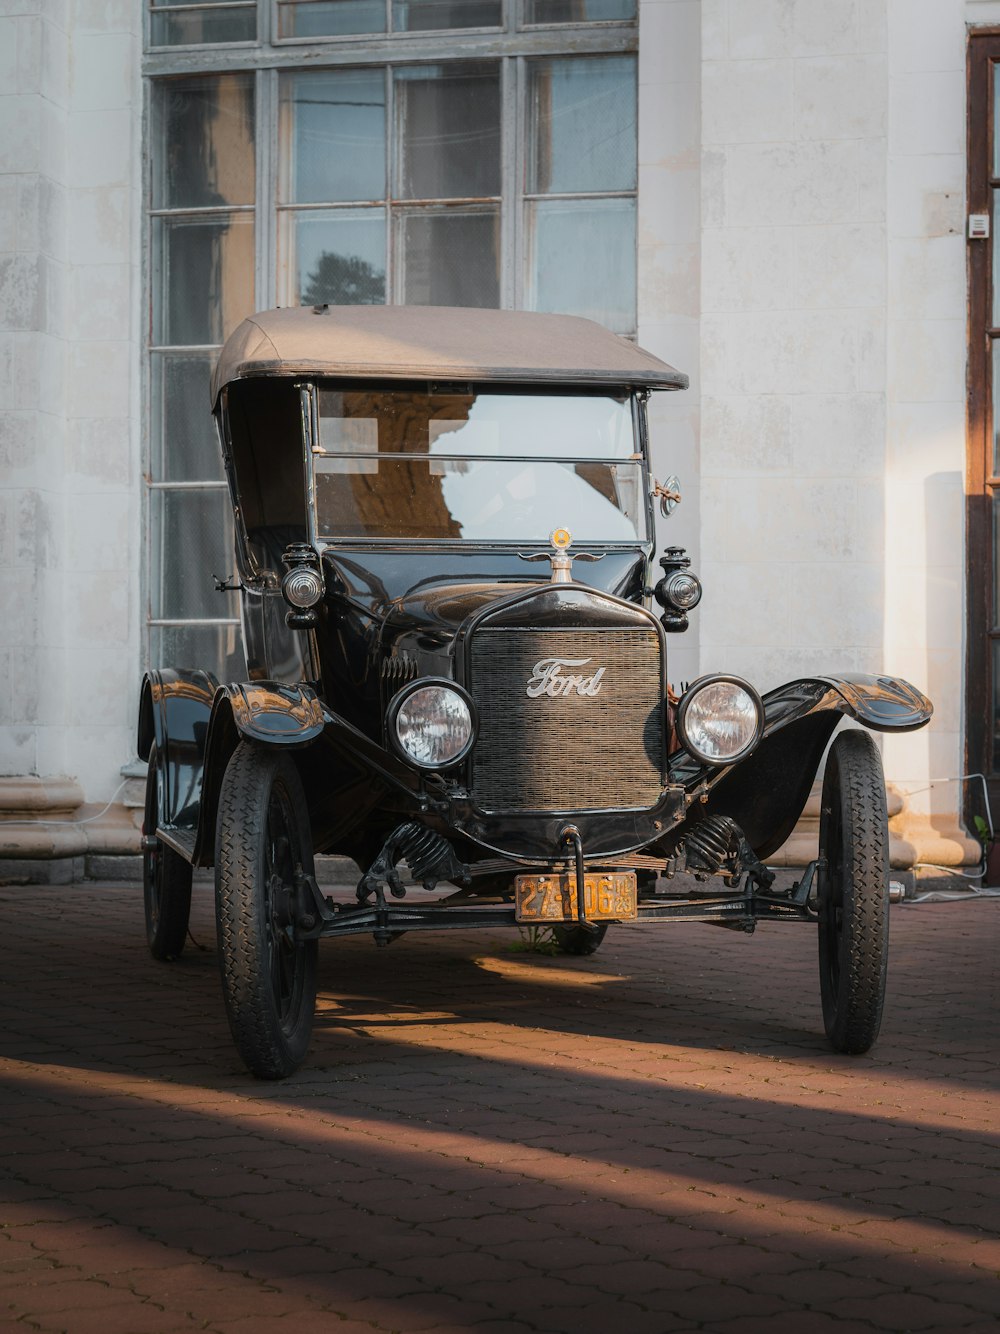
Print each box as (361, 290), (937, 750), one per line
(469, 627), (664, 812)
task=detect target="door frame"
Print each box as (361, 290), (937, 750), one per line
(966, 29), (1000, 810)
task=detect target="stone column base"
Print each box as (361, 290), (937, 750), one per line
(0, 775), (143, 870)
(770, 781), (982, 871)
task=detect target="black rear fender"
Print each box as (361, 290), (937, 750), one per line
(137, 669), (218, 831)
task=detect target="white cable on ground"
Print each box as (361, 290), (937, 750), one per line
(0, 779), (131, 828)
(909, 886), (1000, 902)
(912, 860), (987, 880)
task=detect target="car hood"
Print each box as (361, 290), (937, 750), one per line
(322, 547), (648, 686)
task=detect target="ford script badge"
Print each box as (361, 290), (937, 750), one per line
(526, 656), (605, 699)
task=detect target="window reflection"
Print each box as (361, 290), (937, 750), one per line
(281, 70), (386, 204)
(526, 198), (635, 332)
(317, 387), (635, 457)
(314, 457), (643, 542)
(150, 1), (256, 47)
(526, 0), (635, 20)
(313, 386), (642, 541)
(400, 209), (499, 306)
(393, 0), (502, 29)
(395, 64), (501, 200)
(153, 214), (255, 346)
(154, 73), (255, 209)
(284, 210), (386, 306)
(528, 55), (636, 195)
(277, 0), (386, 37)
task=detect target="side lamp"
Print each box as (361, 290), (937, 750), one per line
(654, 546), (702, 633)
(281, 542), (324, 629)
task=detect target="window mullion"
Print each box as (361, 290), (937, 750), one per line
(512, 53), (526, 309)
(386, 65), (397, 303)
(499, 54), (516, 308)
(257, 66), (276, 310)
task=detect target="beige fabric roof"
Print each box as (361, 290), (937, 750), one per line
(211, 305), (688, 404)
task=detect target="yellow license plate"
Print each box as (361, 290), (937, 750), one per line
(514, 871), (638, 923)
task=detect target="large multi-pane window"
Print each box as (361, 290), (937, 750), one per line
(145, 0), (637, 676)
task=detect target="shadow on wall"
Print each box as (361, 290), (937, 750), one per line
(881, 470), (981, 866)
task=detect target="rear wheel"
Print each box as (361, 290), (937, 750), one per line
(142, 744), (193, 961)
(552, 923), (608, 956)
(215, 742), (318, 1079)
(817, 730), (890, 1054)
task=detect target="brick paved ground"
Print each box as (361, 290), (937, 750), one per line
(0, 878), (997, 1334)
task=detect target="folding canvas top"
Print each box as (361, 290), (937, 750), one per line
(211, 305), (688, 406)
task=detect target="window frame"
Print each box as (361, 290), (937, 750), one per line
(142, 0), (638, 677)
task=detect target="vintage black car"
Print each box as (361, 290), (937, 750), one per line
(138, 305), (933, 1079)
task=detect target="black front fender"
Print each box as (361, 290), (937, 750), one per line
(668, 673), (932, 860)
(221, 680), (334, 746)
(191, 682), (336, 865)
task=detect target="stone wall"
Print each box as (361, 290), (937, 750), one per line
(0, 1), (143, 804)
(882, 0), (968, 824)
(699, 0), (889, 693)
(639, 0), (703, 690)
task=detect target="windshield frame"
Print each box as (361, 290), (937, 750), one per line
(299, 380), (654, 551)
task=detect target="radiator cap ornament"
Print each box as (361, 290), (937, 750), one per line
(548, 527), (574, 582)
(517, 526), (603, 582)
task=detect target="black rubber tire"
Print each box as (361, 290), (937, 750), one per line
(552, 923), (608, 956)
(215, 742), (318, 1079)
(817, 729), (890, 1055)
(142, 744), (193, 961)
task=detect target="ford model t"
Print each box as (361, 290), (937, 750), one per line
(138, 305), (932, 1079)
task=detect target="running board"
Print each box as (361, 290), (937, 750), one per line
(156, 825), (197, 863)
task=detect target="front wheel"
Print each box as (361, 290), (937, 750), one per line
(215, 742), (318, 1079)
(817, 729), (890, 1055)
(142, 744), (193, 961)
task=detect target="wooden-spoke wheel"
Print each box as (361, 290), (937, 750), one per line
(817, 729), (890, 1055)
(142, 744), (193, 961)
(215, 742), (318, 1079)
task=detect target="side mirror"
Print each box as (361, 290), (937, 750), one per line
(654, 474), (682, 518)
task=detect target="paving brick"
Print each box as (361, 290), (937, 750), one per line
(712, 1312), (877, 1334)
(26, 1303), (211, 1334)
(828, 1290), (997, 1330)
(0, 887), (997, 1334)
(225, 1316), (380, 1334)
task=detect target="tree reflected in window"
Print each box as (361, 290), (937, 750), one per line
(302, 252), (386, 306)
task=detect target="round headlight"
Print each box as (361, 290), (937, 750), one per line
(661, 569), (703, 611)
(677, 676), (762, 766)
(282, 566), (323, 609)
(389, 680), (475, 770)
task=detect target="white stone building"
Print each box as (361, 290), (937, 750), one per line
(0, 0), (994, 872)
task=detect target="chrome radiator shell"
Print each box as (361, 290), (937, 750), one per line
(465, 589), (667, 814)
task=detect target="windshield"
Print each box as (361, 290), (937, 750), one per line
(311, 385), (646, 543)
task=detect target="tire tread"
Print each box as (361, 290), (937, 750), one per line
(819, 729), (889, 1055)
(215, 743), (316, 1079)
